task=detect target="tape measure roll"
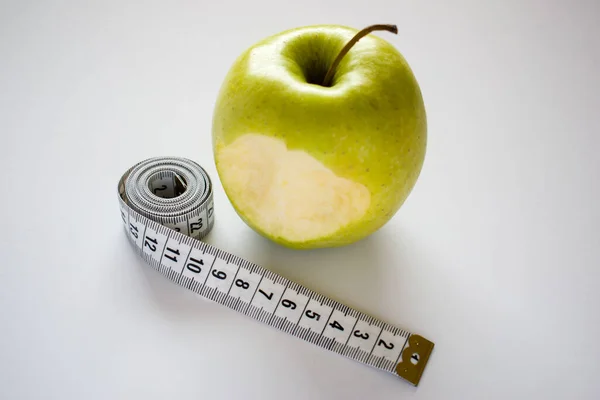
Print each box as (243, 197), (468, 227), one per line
(117, 156), (434, 386)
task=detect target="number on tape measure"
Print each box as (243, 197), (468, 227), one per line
(305, 309), (320, 320)
(117, 156), (434, 386)
(186, 257), (204, 273)
(329, 320), (344, 331)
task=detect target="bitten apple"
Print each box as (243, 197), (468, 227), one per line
(212, 24), (427, 249)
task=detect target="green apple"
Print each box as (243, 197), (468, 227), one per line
(212, 24), (427, 249)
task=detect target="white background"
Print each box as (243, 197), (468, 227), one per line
(1, 1), (599, 399)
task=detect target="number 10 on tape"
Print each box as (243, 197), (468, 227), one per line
(118, 157), (434, 386)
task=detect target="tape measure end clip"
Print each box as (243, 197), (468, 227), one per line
(395, 334), (434, 386)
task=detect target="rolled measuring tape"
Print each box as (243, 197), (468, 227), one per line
(117, 156), (434, 386)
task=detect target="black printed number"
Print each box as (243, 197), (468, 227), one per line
(186, 257), (204, 274)
(129, 223), (139, 239)
(212, 270), (227, 280)
(259, 289), (273, 300)
(235, 279), (249, 289)
(144, 236), (158, 252)
(164, 247), (180, 262)
(190, 219), (203, 233)
(305, 310), (321, 321)
(353, 330), (369, 340)
(377, 339), (394, 350)
(329, 320), (344, 331)
(281, 299), (296, 310)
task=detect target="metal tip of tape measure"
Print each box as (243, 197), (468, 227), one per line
(395, 335), (435, 386)
(117, 156), (434, 386)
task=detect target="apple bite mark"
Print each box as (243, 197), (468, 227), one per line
(216, 134), (371, 243)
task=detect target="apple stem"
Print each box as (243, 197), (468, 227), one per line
(322, 24), (398, 87)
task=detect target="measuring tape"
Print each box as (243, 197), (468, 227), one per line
(117, 156), (434, 386)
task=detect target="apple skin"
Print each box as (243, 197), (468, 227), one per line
(212, 24), (427, 249)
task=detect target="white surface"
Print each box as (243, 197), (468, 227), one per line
(1, 0), (599, 399)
